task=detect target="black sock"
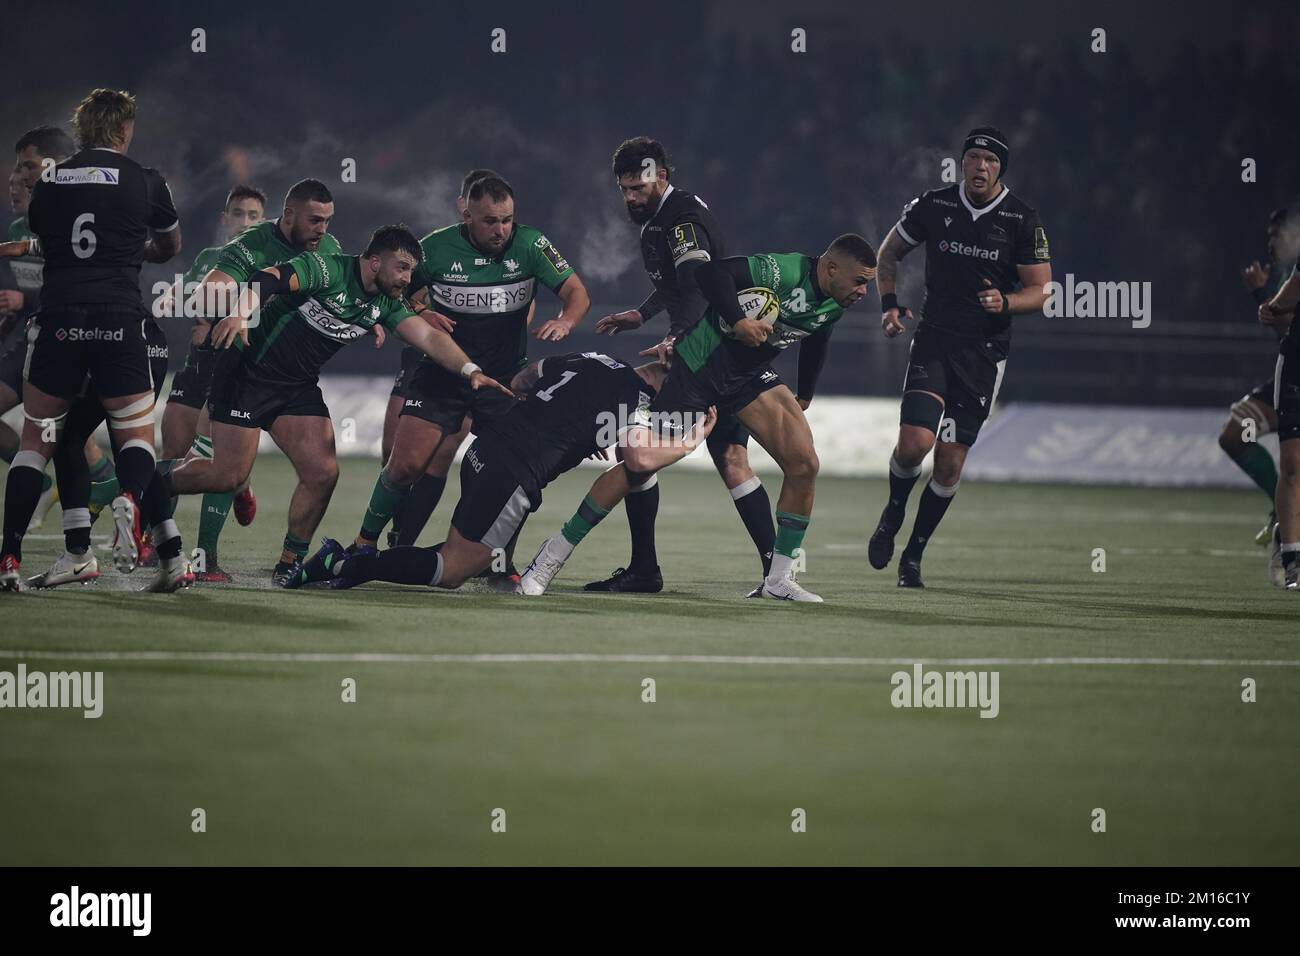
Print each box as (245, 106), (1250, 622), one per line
(115, 443), (157, 501)
(140, 470), (175, 529)
(902, 479), (959, 560)
(626, 477), (660, 572)
(3, 454), (47, 561)
(343, 545), (443, 586)
(886, 452), (922, 525)
(395, 474), (447, 547)
(730, 478), (775, 576)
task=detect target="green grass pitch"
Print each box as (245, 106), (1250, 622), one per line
(1, 456), (1296, 865)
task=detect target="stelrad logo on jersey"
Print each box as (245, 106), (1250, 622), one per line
(938, 239), (1000, 261)
(55, 327), (126, 342)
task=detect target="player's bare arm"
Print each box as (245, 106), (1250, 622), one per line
(393, 314), (513, 397)
(143, 225), (181, 264)
(534, 273), (590, 342)
(1261, 269), (1300, 333)
(406, 286), (455, 333)
(210, 264), (295, 349)
(977, 262), (1052, 314)
(621, 406), (718, 474)
(877, 225), (917, 337)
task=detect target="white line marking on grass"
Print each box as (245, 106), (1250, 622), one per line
(0, 650), (1297, 667)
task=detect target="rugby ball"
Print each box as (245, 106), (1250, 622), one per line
(726, 286), (780, 335)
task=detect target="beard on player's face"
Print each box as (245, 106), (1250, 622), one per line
(621, 178), (664, 224)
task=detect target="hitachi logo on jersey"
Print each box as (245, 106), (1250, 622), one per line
(938, 239), (1000, 261)
(56, 327), (125, 342)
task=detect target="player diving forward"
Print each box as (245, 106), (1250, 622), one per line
(868, 126), (1052, 588)
(299, 352), (713, 591)
(519, 234), (877, 602)
(158, 225), (512, 586)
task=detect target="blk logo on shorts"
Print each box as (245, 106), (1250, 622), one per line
(229, 410), (251, 420)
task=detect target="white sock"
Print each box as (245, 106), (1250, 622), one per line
(550, 535), (575, 559)
(767, 551), (795, 583)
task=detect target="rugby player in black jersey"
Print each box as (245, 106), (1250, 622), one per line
(1221, 207), (1297, 549)
(590, 136), (785, 596)
(1259, 244), (1300, 590)
(868, 127), (1053, 588)
(300, 352), (714, 591)
(0, 90), (189, 592)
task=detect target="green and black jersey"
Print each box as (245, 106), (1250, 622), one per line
(677, 252), (845, 375)
(213, 219), (343, 285)
(406, 223), (574, 377)
(238, 251), (416, 387)
(7, 216), (43, 317)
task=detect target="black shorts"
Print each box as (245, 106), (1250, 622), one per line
(62, 322), (169, 438)
(1276, 350), (1300, 443)
(650, 354), (782, 435)
(206, 352), (329, 430)
(26, 306), (157, 400)
(400, 357), (517, 433)
(901, 324), (1008, 447)
(449, 437), (534, 551)
(389, 345), (423, 399)
(0, 317), (30, 396)
(167, 337), (218, 411)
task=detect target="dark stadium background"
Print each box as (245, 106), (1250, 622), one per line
(4, 0), (1296, 407)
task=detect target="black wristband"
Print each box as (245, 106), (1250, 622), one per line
(1001, 293), (1011, 314)
(881, 292), (900, 313)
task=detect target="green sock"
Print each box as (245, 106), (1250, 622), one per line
(283, 534), (310, 562)
(1236, 445), (1278, 499)
(359, 469), (408, 542)
(197, 492), (234, 564)
(561, 495), (610, 547)
(90, 475), (120, 507)
(88, 454), (115, 482)
(774, 510), (810, 558)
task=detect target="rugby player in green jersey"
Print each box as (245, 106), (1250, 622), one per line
(380, 168), (537, 549)
(153, 180), (336, 581)
(350, 175), (589, 584)
(160, 225), (512, 586)
(520, 235), (877, 602)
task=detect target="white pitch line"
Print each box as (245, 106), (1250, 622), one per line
(0, 650), (1297, 667)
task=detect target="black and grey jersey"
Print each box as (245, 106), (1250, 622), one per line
(27, 147), (179, 309)
(639, 185), (729, 338)
(475, 352), (652, 506)
(895, 182), (1050, 340)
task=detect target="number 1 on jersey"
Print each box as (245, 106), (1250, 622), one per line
(535, 370), (577, 402)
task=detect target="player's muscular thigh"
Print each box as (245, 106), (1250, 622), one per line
(388, 416), (445, 485)
(271, 415), (339, 489)
(738, 388), (817, 481)
(707, 432), (753, 488)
